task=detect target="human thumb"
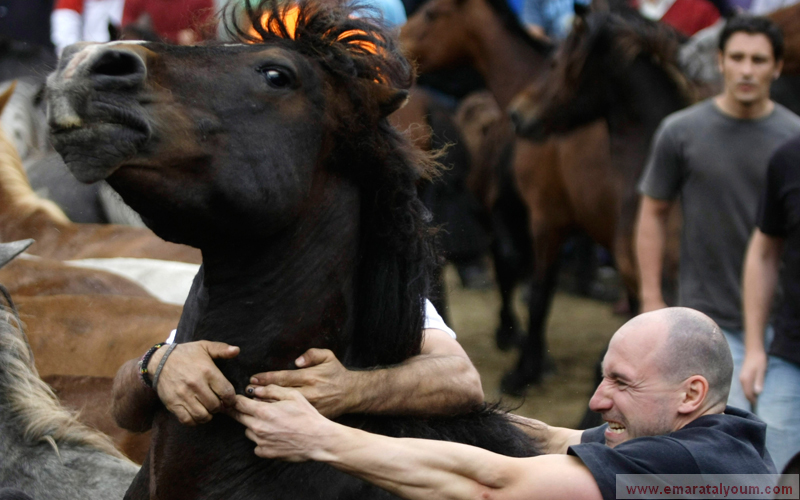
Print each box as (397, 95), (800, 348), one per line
(296, 348), (333, 368)
(205, 341), (240, 359)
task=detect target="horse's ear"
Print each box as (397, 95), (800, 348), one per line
(0, 81), (17, 115)
(369, 83), (409, 117)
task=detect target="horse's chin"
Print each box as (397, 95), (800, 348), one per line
(51, 124), (149, 183)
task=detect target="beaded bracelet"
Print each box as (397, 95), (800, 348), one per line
(152, 343), (178, 392)
(138, 342), (166, 389)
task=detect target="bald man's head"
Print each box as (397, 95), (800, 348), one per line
(653, 308), (733, 407)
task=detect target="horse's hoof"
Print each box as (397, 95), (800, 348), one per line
(499, 368), (540, 397)
(495, 327), (521, 351)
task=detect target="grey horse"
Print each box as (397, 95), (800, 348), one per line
(0, 240), (139, 499)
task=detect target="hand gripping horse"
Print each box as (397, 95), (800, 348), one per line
(46, 1), (539, 498)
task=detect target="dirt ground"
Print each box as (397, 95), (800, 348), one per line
(442, 265), (626, 428)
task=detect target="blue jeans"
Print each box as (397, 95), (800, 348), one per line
(721, 327), (773, 413)
(758, 355), (800, 472)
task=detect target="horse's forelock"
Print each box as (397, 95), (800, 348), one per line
(226, 0), (413, 89)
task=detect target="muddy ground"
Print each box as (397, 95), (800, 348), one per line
(441, 265), (626, 428)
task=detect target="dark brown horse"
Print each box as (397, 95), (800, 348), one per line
(46, 1), (538, 497)
(402, 0), (617, 392)
(508, 11), (691, 306)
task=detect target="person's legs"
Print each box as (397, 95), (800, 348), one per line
(757, 355), (800, 472)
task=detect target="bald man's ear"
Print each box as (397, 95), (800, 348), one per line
(677, 376), (709, 414)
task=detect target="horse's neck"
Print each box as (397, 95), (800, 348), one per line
(180, 182), (361, 391)
(609, 59), (687, 184)
(467, 4), (549, 109)
(610, 58), (686, 137)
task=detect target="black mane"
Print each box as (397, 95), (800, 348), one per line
(228, 0), (440, 368)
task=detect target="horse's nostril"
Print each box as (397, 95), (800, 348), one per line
(89, 50), (145, 87)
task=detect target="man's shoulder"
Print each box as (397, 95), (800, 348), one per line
(673, 408), (776, 473)
(655, 100), (716, 142)
(769, 103), (800, 130)
(661, 99), (716, 129)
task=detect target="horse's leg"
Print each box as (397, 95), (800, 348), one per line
(613, 193), (640, 317)
(500, 226), (567, 395)
(491, 210), (525, 350)
(490, 169), (533, 351)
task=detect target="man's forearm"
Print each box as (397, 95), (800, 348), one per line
(635, 197), (671, 307)
(317, 424), (519, 500)
(112, 358), (160, 432)
(509, 415), (583, 454)
(349, 353), (483, 416)
(743, 231), (782, 351)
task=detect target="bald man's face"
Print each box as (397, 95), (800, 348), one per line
(589, 316), (685, 448)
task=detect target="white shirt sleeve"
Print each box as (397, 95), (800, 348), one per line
(51, 8), (83, 56)
(423, 299), (456, 339)
(165, 299), (457, 344)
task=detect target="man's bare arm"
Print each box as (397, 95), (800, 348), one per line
(112, 358), (160, 432)
(635, 195), (673, 312)
(230, 388), (602, 500)
(741, 230), (783, 403)
(507, 414), (583, 454)
(248, 329), (484, 418)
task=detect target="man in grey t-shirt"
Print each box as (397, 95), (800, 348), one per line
(635, 16), (800, 412)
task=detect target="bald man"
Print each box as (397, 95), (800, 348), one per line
(228, 308), (776, 500)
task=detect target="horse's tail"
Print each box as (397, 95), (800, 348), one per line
(0, 300), (127, 460)
(0, 83), (70, 227)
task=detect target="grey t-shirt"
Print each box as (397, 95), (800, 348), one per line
(639, 99), (800, 330)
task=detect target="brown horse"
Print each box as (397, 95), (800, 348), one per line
(0, 256), (154, 298)
(769, 3), (800, 76)
(47, 0), (539, 498)
(402, 0), (617, 392)
(17, 294), (180, 378)
(508, 11), (691, 305)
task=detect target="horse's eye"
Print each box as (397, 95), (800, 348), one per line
(424, 9), (438, 21)
(261, 68), (291, 88)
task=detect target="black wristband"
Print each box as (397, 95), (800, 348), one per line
(138, 343), (166, 389)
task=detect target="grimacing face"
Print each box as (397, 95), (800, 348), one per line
(718, 32), (782, 107)
(588, 321), (685, 448)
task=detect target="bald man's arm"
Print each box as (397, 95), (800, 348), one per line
(230, 390), (603, 500)
(507, 414), (584, 454)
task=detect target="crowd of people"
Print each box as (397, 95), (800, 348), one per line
(1, 0), (800, 498)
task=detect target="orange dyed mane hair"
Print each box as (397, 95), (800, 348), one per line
(230, 0), (405, 86)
